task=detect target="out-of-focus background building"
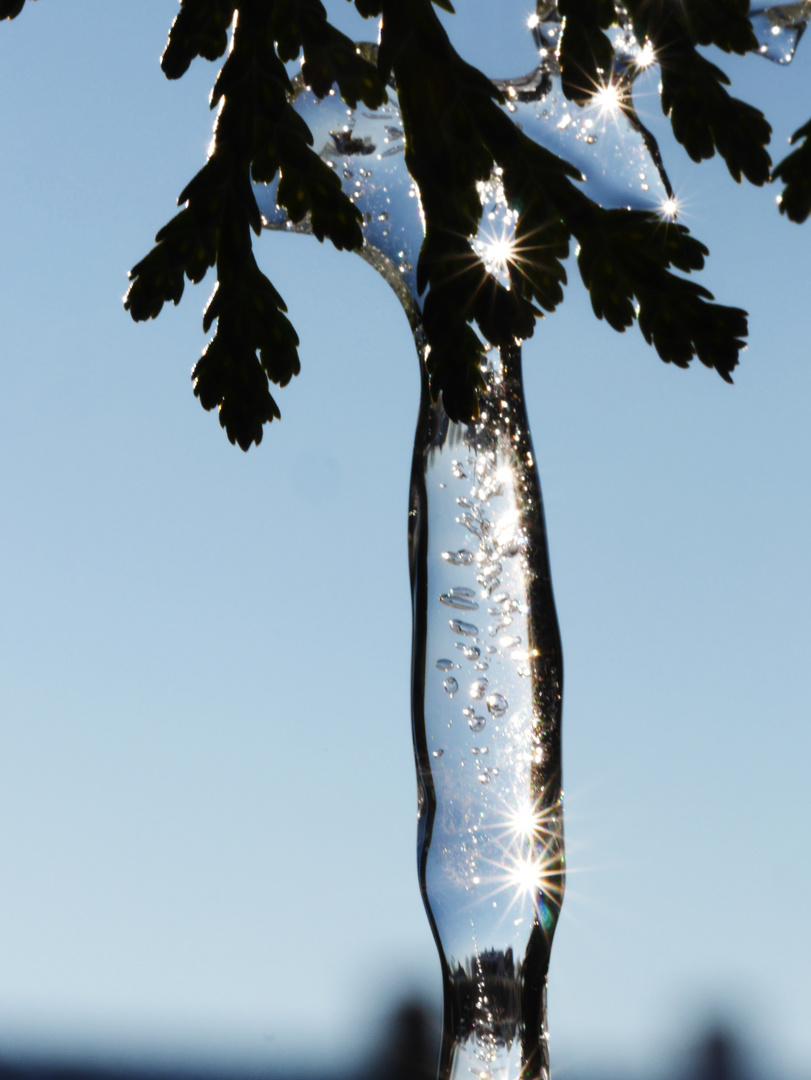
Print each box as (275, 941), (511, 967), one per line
(0, 1009), (795, 1080)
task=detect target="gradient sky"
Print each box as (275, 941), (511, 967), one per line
(0, 4), (809, 1079)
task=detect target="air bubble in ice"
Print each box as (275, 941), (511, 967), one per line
(440, 590), (480, 611)
(486, 693), (508, 717)
(470, 678), (489, 699)
(459, 513), (482, 537)
(442, 550), (474, 566)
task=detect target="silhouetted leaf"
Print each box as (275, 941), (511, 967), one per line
(162, 0), (237, 79)
(773, 118), (811, 223)
(558, 0), (617, 104)
(0, 0), (27, 19)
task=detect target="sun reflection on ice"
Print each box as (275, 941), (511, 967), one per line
(476, 223), (518, 278)
(473, 177), (519, 284)
(509, 800), (548, 842)
(634, 39), (657, 70)
(508, 851), (549, 895)
(466, 795), (565, 926)
(592, 78), (626, 118)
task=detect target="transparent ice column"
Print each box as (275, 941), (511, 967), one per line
(409, 343), (563, 1080)
(255, 18), (681, 1079)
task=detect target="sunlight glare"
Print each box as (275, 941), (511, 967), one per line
(474, 219), (518, 280)
(592, 79), (625, 118)
(486, 233), (516, 271)
(509, 853), (545, 895)
(634, 39), (657, 70)
(510, 802), (543, 840)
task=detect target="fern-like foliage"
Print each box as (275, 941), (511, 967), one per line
(0, 0), (794, 447)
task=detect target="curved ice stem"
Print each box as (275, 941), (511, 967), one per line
(409, 345), (564, 1080)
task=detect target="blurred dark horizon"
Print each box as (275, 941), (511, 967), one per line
(0, 1002), (795, 1080)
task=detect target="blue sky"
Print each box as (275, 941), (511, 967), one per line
(0, 4), (809, 1078)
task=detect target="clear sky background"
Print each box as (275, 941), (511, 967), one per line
(0, 4), (809, 1079)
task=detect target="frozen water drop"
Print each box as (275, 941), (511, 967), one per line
(260, 32), (580, 1079)
(750, 2), (811, 64)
